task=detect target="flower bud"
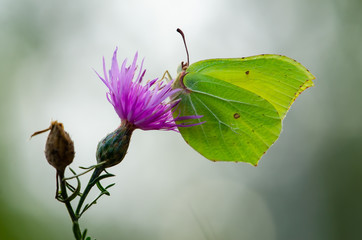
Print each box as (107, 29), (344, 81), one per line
(31, 121), (74, 171)
(96, 123), (134, 168)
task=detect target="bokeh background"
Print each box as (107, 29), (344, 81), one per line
(1, 0), (361, 239)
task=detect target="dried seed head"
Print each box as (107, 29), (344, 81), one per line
(32, 121), (74, 171)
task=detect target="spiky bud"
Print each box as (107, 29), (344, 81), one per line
(96, 123), (134, 169)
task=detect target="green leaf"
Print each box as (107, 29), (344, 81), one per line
(173, 55), (315, 165)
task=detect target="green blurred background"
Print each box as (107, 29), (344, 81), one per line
(1, 0), (361, 239)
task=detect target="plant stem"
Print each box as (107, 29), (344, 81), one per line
(58, 166), (104, 239)
(58, 171), (82, 240)
(75, 167), (103, 216)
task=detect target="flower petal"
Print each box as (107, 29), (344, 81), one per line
(97, 49), (204, 131)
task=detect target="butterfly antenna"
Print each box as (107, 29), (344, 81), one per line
(177, 28), (189, 67)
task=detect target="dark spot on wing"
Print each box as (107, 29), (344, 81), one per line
(245, 70), (250, 75)
(233, 113), (240, 119)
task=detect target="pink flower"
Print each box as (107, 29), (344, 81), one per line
(96, 48), (202, 131)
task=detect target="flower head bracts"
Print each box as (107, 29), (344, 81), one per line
(96, 48), (202, 131)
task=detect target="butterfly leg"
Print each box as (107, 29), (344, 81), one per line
(160, 70), (173, 83)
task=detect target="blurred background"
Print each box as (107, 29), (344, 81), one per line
(1, 0), (361, 239)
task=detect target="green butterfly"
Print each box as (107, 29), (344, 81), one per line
(172, 29), (315, 166)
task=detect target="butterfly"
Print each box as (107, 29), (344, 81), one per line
(171, 29), (315, 165)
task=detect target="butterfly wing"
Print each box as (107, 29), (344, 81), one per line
(174, 55), (315, 165)
(187, 55), (315, 119)
(175, 72), (281, 165)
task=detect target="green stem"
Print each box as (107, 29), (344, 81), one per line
(75, 167), (103, 217)
(58, 171), (82, 240)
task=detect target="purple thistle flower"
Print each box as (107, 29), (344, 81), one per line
(96, 48), (202, 131)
